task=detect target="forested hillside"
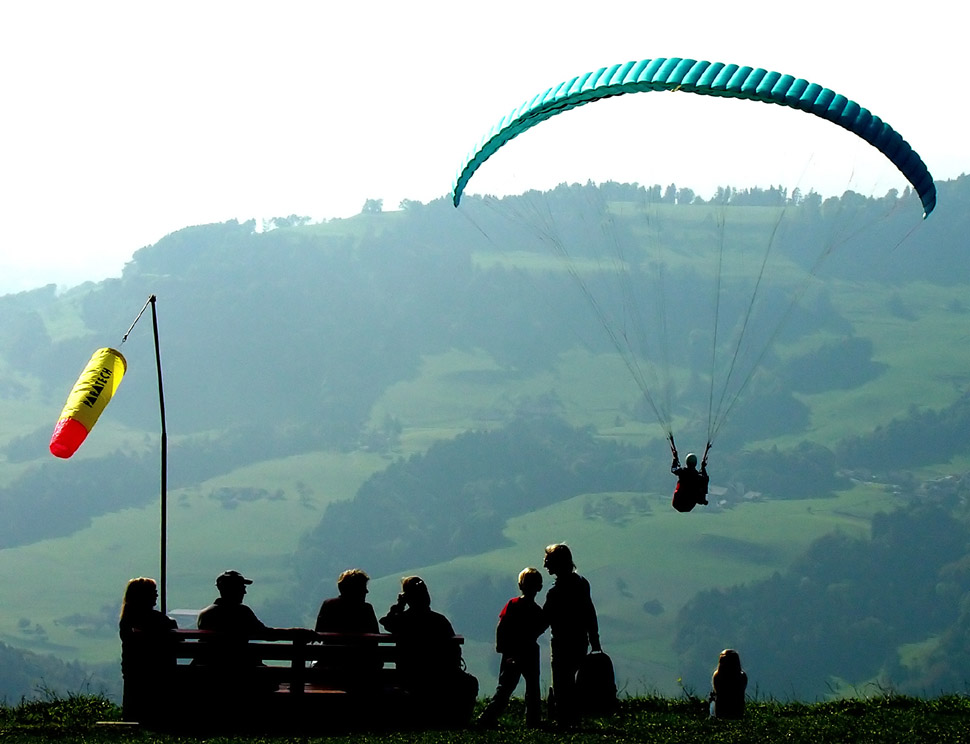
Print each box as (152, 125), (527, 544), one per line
(0, 642), (116, 703)
(0, 177), (968, 701)
(675, 500), (970, 697)
(5, 179), (965, 547)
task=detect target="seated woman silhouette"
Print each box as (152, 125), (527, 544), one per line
(119, 577), (177, 724)
(379, 576), (460, 688)
(380, 576), (477, 725)
(711, 648), (747, 719)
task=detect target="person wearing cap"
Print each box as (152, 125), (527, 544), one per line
(197, 570), (314, 667)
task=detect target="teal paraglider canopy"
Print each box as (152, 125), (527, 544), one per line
(451, 57), (936, 217)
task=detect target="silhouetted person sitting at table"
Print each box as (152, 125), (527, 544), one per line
(711, 648), (747, 719)
(380, 576), (478, 726)
(196, 570), (314, 690)
(119, 577), (177, 725)
(314, 568), (380, 690)
(316, 568), (380, 634)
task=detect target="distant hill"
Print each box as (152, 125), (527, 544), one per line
(0, 642), (117, 703)
(0, 177), (969, 702)
(5, 180), (966, 544)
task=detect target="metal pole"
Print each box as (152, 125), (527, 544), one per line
(122, 295), (169, 612)
(148, 296), (168, 614)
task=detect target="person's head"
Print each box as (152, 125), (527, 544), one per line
(717, 648), (742, 673)
(685, 453), (698, 469)
(215, 570), (252, 602)
(337, 568), (370, 601)
(543, 543), (575, 576)
(400, 576), (431, 609)
(121, 577), (158, 618)
(518, 567), (542, 598)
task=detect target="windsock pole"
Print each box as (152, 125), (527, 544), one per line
(122, 295), (169, 614)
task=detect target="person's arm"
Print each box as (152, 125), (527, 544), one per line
(241, 606), (315, 641)
(314, 601), (328, 633)
(263, 625), (318, 641)
(365, 604), (380, 634)
(589, 617), (601, 652)
(495, 600), (511, 653)
(379, 594), (407, 632)
(585, 579), (601, 652)
(243, 605), (274, 638)
(197, 604), (215, 630)
(700, 443), (711, 496)
(442, 615), (456, 637)
(536, 603), (549, 636)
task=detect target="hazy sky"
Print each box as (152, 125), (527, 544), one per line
(1, 1), (965, 295)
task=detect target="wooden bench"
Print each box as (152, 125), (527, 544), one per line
(125, 629), (471, 732)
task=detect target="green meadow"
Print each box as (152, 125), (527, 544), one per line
(373, 480), (897, 697)
(0, 449), (388, 665)
(0, 269), (951, 692)
(0, 187), (964, 702)
(779, 279), (970, 448)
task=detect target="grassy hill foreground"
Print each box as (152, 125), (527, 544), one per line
(4, 692), (970, 743)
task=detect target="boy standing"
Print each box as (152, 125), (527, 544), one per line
(477, 567), (547, 727)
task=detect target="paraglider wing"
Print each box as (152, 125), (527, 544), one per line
(50, 347), (127, 458)
(451, 57), (936, 217)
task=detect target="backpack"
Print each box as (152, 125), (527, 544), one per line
(575, 650), (618, 714)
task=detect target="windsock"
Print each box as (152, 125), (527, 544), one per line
(50, 347), (127, 458)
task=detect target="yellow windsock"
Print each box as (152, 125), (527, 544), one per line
(50, 347), (127, 458)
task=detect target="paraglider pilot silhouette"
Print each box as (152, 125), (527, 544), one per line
(669, 435), (710, 512)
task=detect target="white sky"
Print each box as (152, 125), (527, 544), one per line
(1, 1), (965, 296)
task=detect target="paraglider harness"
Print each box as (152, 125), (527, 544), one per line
(669, 435), (711, 513)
